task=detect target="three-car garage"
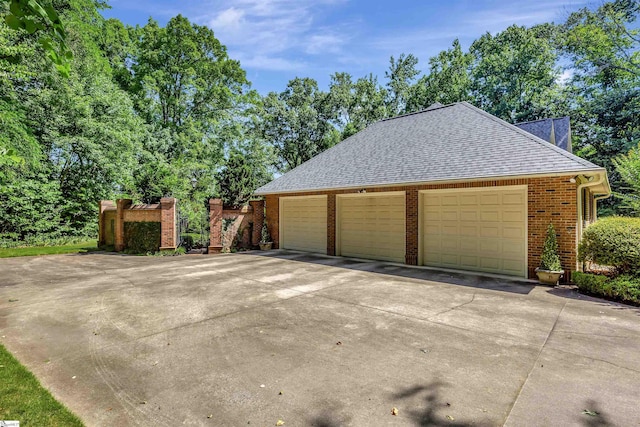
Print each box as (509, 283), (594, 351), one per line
(277, 186), (528, 278)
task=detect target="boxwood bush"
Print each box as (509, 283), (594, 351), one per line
(578, 217), (640, 274)
(124, 221), (161, 254)
(573, 271), (640, 306)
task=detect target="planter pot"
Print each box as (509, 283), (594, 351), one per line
(535, 268), (565, 286)
(259, 242), (273, 251)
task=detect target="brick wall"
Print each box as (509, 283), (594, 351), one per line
(263, 175), (579, 279)
(221, 206), (254, 251)
(527, 177), (577, 279)
(98, 198), (177, 252)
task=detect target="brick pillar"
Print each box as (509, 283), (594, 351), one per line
(265, 195), (279, 248)
(98, 200), (115, 247)
(249, 199), (264, 248)
(327, 194), (336, 256)
(160, 197), (177, 250)
(405, 189), (419, 265)
(209, 199), (223, 254)
(115, 199), (132, 252)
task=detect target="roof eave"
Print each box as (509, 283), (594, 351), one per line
(254, 168), (608, 196)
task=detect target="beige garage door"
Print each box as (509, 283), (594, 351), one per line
(279, 196), (327, 253)
(337, 192), (405, 263)
(421, 186), (527, 277)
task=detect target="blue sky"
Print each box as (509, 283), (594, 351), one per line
(102, 0), (590, 95)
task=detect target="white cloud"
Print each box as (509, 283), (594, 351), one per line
(238, 54), (307, 71)
(306, 32), (349, 55)
(198, 0), (348, 69)
(464, 1), (589, 33)
(209, 7), (245, 31)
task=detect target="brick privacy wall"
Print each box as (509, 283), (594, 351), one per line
(99, 198), (177, 251)
(209, 199), (223, 253)
(103, 210), (116, 245)
(98, 200), (116, 246)
(263, 176), (579, 279)
(159, 198), (177, 249)
(123, 209), (161, 223)
(221, 206), (254, 251)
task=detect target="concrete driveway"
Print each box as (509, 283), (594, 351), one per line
(0, 251), (639, 426)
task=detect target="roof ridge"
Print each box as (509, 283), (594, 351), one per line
(458, 102), (598, 169)
(515, 116), (569, 125)
(379, 102), (456, 122)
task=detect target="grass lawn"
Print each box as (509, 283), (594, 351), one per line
(0, 242), (98, 258)
(0, 343), (84, 426)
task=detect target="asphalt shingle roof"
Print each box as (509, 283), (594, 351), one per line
(255, 102), (604, 195)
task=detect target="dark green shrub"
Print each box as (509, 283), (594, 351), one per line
(124, 222), (161, 254)
(572, 271), (640, 305)
(578, 217), (640, 274)
(540, 223), (562, 271)
(181, 234), (194, 250)
(572, 271), (609, 294)
(609, 275), (640, 303)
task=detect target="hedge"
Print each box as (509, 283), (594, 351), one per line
(123, 221), (161, 254)
(578, 217), (640, 274)
(572, 271), (640, 306)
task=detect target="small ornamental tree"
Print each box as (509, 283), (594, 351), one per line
(540, 223), (562, 271)
(260, 221), (271, 243)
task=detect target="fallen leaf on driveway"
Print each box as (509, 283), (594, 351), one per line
(391, 407), (398, 415)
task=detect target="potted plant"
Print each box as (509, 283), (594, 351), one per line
(259, 222), (272, 250)
(535, 223), (565, 286)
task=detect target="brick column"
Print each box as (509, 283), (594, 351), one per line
(249, 199), (264, 248)
(160, 197), (177, 250)
(265, 195), (279, 248)
(115, 199), (132, 252)
(327, 194), (336, 256)
(209, 199), (223, 254)
(98, 200), (115, 247)
(405, 189), (419, 265)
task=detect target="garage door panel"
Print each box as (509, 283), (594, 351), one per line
(280, 196), (327, 253)
(503, 193), (525, 205)
(421, 187), (527, 277)
(480, 194), (500, 205)
(338, 194), (405, 263)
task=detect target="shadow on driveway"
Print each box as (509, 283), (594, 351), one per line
(242, 250), (534, 295)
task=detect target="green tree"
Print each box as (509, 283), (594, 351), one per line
(560, 0), (640, 214)
(407, 39), (473, 111)
(260, 77), (338, 171)
(327, 72), (387, 139)
(470, 24), (561, 122)
(385, 53), (420, 116)
(2, 0), (72, 76)
(614, 142), (640, 214)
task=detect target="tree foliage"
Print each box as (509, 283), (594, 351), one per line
(1, 0), (640, 244)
